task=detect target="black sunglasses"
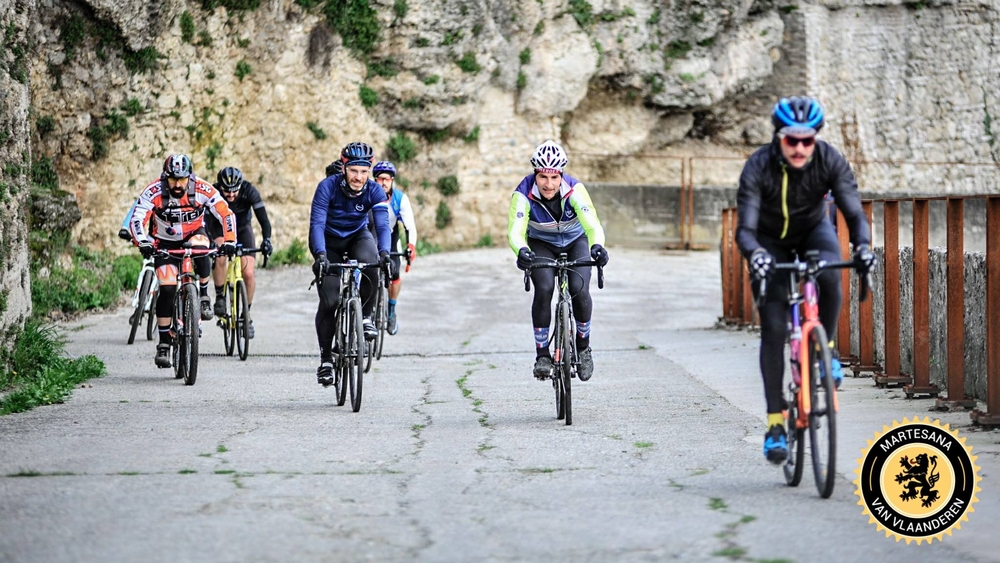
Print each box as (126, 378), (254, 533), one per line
(781, 135), (816, 148)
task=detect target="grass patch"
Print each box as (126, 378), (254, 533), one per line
(634, 441), (654, 449)
(387, 132), (417, 163)
(463, 125), (480, 143)
(214, 469), (236, 475)
(475, 233), (493, 247)
(711, 547), (746, 559)
(235, 60), (252, 81)
(269, 237), (310, 266)
(522, 467), (556, 474)
(665, 40), (692, 59)
(415, 240), (441, 256)
(455, 51), (481, 73)
(435, 201), (452, 229)
(422, 74), (440, 85)
(216, 445), (229, 453)
(437, 175), (459, 196)
(180, 11), (195, 43)
(519, 48), (531, 65)
(306, 121), (327, 140)
(568, 0), (593, 26)
(517, 71), (527, 91)
(359, 85), (379, 107)
(323, 0), (380, 55)
(709, 497), (727, 510)
(367, 58), (398, 78)
(178, 469), (197, 474)
(36, 115), (56, 137)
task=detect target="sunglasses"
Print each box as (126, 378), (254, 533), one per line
(781, 135), (816, 148)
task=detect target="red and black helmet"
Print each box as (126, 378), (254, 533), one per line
(162, 154), (193, 179)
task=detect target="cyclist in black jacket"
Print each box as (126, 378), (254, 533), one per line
(207, 167), (273, 339)
(736, 96), (877, 464)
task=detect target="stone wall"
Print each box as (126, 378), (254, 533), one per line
(0, 0), (35, 351)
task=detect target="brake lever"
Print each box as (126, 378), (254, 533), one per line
(597, 265), (604, 289)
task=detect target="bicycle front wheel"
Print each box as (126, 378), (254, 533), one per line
(222, 283), (235, 356)
(559, 301), (573, 426)
(128, 270), (153, 345)
(146, 287), (158, 341)
(807, 325), (836, 498)
(347, 297), (365, 412)
(375, 284), (387, 360)
(181, 284), (200, 386)
(236, 280), (249, 361)
(783, 394), (805, 487)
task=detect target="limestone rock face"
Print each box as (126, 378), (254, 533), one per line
(516, 15), (598, 118)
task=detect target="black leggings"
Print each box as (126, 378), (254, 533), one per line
(529, 236), (593, 333)
(755, 220), (842, 413)
(315, 229), (379, 356)
(155, 233), (211, 318)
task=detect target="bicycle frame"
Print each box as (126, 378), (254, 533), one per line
(130, 257), (158, 311)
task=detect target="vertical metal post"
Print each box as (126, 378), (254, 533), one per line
(687, 176), (695, 251)
(721, 209), (732, 322)
(973, 196), (1000, 425)
(905, 199), (939, 398)
(729, 211), (742, 324)
(742, 260), (753, 325)
(875, 200), (910, 387)
(855, 201), (880, 376)
(836, 210), (852, 361)
(938, 198), (974, 409)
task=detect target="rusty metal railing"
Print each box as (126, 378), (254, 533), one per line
(720, 195), (1000, 427)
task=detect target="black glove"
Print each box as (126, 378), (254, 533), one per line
(138, 242), (155, 259)
(118, 228), (131, 241)
(312, 253), (328, 278)
(261, 238), (273, 256)
(749, 248), (773, 281)
(516, 247), (535, 270)
(854, 244), (877, 274)
(221, 242), (237, 257)
(380, 250), (396, 278)
(590, 244), (609, 267)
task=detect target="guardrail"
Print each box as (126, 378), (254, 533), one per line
(720, 195), (1000, 427)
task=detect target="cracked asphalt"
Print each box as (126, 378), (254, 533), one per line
(1, 248), (997, 562)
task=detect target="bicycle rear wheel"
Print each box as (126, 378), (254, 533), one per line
(128, 270), (153, 345)
(783, 393), (805, 487)
(347, 297), (365, 412)
(332, 309), (347, 406)
(172, 290), (185, 380)
(181, 284), (200, 386)
(146, 287), (158, 341)
(222, 283), (235, 356)
(375, 283), (387, 360)
(236, 280), (250, 361)
(559, 301), (573, 426)
(807, 325), (836, 498)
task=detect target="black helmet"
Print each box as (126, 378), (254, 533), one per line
(771, 96), (825, 135)
(340, 142), (375, 168)
(162, 154), (193, 179)
(325, 160), (344, 177)
(217, 167), (244, 193)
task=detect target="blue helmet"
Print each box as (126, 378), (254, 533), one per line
(771, 96), (825, 135)
(340, 142), (375, 168)
(373, 161), (396, 178)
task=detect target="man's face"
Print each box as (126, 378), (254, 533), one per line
(166, 176), (188, 196)
(375, 173), (394, 196)
(535, 171), (562, 199)
(222, 189), (238, 203)
(779, 134), (816, 169)
(346, 165), (370, 192)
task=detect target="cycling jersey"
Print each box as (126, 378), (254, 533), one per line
(309, 174), (390, 256)
(386, 188), (417, 245)
(130, 176), (236, 244)
(507, 173), (605, 252)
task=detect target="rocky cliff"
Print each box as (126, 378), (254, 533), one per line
(15, 0), (1000, 252)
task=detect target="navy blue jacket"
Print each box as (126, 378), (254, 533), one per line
(309, 175), (390, 255)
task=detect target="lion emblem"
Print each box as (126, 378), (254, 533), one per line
(894, 453), (941, 508)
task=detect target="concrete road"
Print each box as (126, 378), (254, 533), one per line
(1, 248), (997, 562)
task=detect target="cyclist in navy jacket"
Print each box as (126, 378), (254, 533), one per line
(309, 142), (393, 387)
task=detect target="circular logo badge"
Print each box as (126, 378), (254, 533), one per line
(854, 417), (980, 544)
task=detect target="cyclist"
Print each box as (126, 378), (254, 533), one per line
(208, 166), (273, 339)
(309, 142), (393, 386)
(372, 160), (417, 335)
(129, 154), (237, 368)
(118, 198), (139, 241)
(507, 140), (609, 383)
(736, 96), (877, 463)
(325, 160), (343, 178)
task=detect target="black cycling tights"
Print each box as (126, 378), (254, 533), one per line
(529, 236), (593, 335)
(154, 249), (211, 319)
(756, 221), (842, 414)
(315, 230), (379, 358)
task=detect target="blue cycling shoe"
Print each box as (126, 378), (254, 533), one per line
(830, 357), (843, 389)
(763, 425), (788, 464)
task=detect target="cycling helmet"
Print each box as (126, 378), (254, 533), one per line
(325, 160), (343, 177)
(530, 140), (568, 173)
(217, 166), (243, 193)
(162, 154), (193, 179)
(771, 96), (825, 135)
(341, 142), (375, 168)
(373, 161), (397, 178)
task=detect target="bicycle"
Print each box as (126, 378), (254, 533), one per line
(127, 256), (158, 345)
(216, 245), (267, 361)
(757, 249), (869, 498)
(315, 256), (381, 412)
(367, 250), (411, 373)
(524, 254), (604, 426)
(157, 246), (218, 386)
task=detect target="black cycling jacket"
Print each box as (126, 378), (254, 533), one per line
(735, 138), (870, 257)
(211, 180), (272, 239)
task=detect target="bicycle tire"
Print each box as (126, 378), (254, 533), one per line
(173, 289), (185, 380)
(333, 309), (347, 406)
(222, 283), (235, 356)
(146, 287), (158, 341)
(375, 283), (387, 360)
(182, 284), (200, 386)
(807, 325), (836, 498)
(128, 270), (153, 345)
(783, 396), (805, 487)
(347, 297), (365, 412)
(236, 280), (250, 361)
(559, 301), (573, 426)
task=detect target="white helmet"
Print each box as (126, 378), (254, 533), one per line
(530, 140), (568, 173)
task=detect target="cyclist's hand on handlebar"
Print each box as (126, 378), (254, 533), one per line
(221, 242), (238, 257)
(118, 228), (132, 242)
(407, 243), (416, 264)
(516, 247), (535, 270)
(853, 244), (877, 274)
(138, 241), (155, 259)
(261, 237), (273, 257)
(590, 244), (609, 267)
(380, 250), (396, 278)
(749, 248), (773, 281)
(312, 252), (328, 278)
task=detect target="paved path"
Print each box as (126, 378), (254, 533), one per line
(1, 248), (997, 562)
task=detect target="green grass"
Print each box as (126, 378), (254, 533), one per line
(709, 497), (727, 510)
(462, 126), (480, 143)
(415, 240), (441, 256)
(387, 132), (417, 163)
(178, 469), (197, 474)
(519, 48), (531, 65)
(216, 445), (229, 453)
(323, 0), (380, 55)
(435, 201), (452, 229)
(475, 233), (493, 247)
(306, 121), (327, 140)
(214, 469), (236, 475)
(359, 85), (378, 107)
(31, 249), (140, 316)
(569, 0), (593, 26)
(269, 237), (309, 266)
(634, 441), (654, 449)
(455, 51), (481, 73)
(422, 74), (440, 85)
(436, 175), (459, 196)
(712, 547), (746, 559)
(235, 60), (252, 81)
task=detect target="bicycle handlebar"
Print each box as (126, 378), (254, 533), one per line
(756, 258), (871, 307)
(156, 248), (218, 258)
(522, 259), (604, 292)
(230, 246), (269, 269)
